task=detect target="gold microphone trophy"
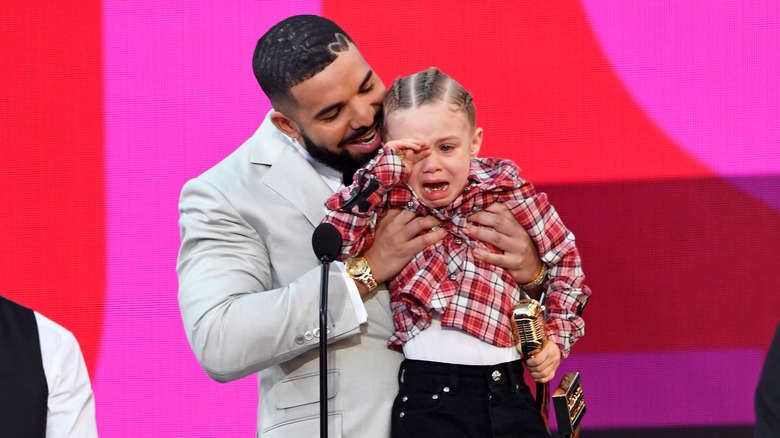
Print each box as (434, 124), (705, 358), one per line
(511, 299), (586, 438)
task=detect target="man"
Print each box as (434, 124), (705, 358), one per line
(177, 15), (547, 437)
(0, 295), (98, 437)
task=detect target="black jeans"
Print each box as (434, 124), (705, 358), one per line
(391, 359), (550, 438)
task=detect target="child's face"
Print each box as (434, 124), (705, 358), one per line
(384, 100), (483, 209)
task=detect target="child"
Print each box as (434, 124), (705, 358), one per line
(323, 67), (590, 438)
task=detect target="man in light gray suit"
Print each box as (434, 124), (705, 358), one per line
(177, 15), (544, 437)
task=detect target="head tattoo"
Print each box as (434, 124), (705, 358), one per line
(327, 33), (351, 54)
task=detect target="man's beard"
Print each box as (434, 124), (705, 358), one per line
(300, 131), (379, 185)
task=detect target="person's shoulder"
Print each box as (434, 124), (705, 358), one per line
(33, 312), (81, 362)
(189, 117), (285, 185)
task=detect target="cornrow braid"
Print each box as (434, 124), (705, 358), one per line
(420, 67), (440, 102)
(383, 67), (477, 137)
(463, 92), (473, 111)
(388, 77), (403, 113)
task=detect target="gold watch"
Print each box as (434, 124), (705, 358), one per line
(346, 256), (378, 291)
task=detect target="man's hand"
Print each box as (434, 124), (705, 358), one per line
(525, 341), (562, 383)
(466, 203), (542, 286)
(362, 208), (447, 290)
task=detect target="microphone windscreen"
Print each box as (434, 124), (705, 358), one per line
(312, 223), (343, 262)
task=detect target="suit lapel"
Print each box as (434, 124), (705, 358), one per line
(248, 113), (335, 227)
(262, 145), (333, 228)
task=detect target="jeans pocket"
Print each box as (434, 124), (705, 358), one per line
(391, 385), (446, 419)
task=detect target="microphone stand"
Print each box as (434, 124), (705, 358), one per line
(311, 222), (342, 438)
(318, 256), (330, 438)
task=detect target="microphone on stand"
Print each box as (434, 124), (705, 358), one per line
(311, 223), (343, 438)
(313, 222), (343, 263)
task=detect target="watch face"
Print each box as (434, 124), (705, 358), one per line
(348, 257), (368, 276)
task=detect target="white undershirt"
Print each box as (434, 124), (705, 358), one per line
(35, 312), (98, 438)
(403, 314), (521, 365)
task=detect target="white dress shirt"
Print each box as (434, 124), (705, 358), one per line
(35, 312), (99, 438)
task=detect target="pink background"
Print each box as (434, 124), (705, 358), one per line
(2, 0), (778, 435)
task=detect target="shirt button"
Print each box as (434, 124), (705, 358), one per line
(472, 205), (481, 213)
(399, 412), (405, 418)
(304, 331), (313, 341)
(313, 328), (320, 338)
(402, 396), (408, 402)
(454, 238), (462, 245)
(449, 274), (457, 281)
(407, 201), (414, 208)
(432, 394), (439, 400)
(295, 335), (304, 345)
(443, 387), (450, 393)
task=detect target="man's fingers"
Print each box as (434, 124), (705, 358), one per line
(467, 209), (500, 229)
(368, 208), (439, 284)
(483, 202), (515, 219)
(469, 203), (512, 230)
(401, 215), (445, 254)
(379, 207), (403, 222)
(380, 208), (416, 229)
(472, 248), (509, 267)
(467, 222), (507, 249)
(377, 209), (443, 257)
(410, 214), (441, 231)
(410, 227), (447, 254)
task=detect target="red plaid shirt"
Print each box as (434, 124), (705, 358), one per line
(323, 148), (590, 358)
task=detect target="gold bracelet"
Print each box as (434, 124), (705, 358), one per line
(520, 263), (547, 291)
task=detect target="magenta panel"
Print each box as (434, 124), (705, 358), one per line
(99, 1), (320, 435)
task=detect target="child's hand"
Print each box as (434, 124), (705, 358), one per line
(524, 341), (562, 383)
(384, 139), (430, 172)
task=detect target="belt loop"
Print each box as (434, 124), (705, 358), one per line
(398, 360), (406, 384)
(448, 364), (459, 389)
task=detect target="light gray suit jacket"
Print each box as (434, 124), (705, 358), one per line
(177, 113), (402, 437)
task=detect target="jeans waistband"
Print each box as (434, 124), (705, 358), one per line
(399, 358), (525, 391)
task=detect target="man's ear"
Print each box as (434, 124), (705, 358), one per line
(470, 127), (483, 158)
(270, 111), (302, 141)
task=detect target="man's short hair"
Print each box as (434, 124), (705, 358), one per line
(253, 15), (354, 111)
